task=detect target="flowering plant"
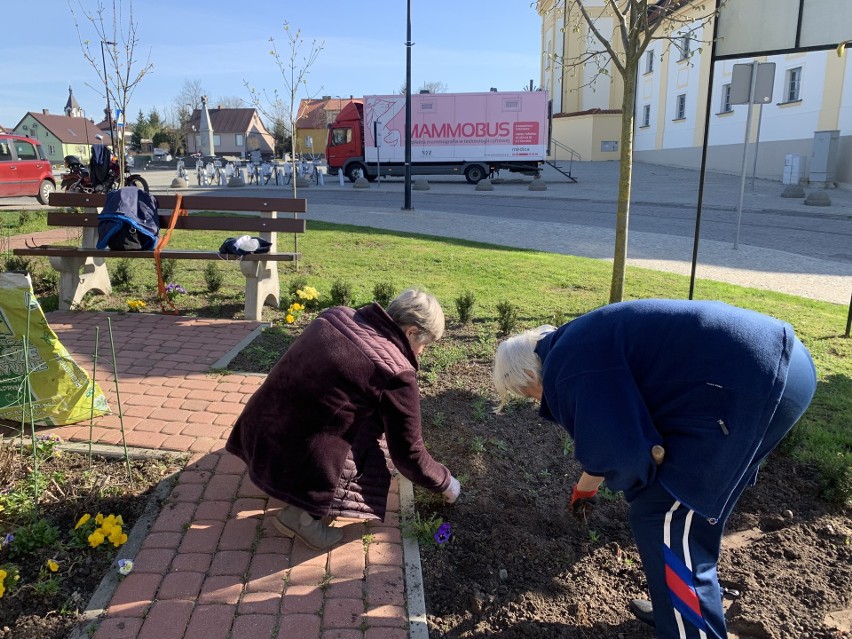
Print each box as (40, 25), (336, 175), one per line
(72, 512), (128, 549)
(0, 564), (20, 599)
(164, 283), (187, 302)
(127, 299), (146, 312)
(434, 522), (452, 545)
(117, 558), (134, 576)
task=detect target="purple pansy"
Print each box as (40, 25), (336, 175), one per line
(434, 522), (452, 545)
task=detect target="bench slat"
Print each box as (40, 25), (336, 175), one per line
(45, 211), (306, 233)
(14, 247), (300, 262)
(48, 192), (307, 213)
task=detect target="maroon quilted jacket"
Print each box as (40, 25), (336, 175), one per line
(226, 303), (452, 520)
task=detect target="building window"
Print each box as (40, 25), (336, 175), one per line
(721, 83), (732, 113)
(213, 135), (221, 146)
(785, 66), (802, 102)
(678, 35), (691, 61)
(675, 94), (687, 120)
(645, 50), (654, 74)
(642, 104), (651, 127)
(236, 134), (244, 147)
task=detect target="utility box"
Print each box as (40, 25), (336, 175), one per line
(783, 154), (805, 185)
(810, 130), (840, 186)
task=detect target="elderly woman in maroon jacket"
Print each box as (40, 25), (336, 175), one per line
(226, 288), (460, 550)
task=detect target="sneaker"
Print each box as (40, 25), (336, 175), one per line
(629, 599), (656, 627)
(273, 504), (344, 551)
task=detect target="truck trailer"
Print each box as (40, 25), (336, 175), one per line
(325, 91), (550, 184)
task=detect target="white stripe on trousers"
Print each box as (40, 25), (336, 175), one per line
(663, 500), (708, 639)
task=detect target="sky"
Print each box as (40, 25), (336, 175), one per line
(0, 1), (542, 129)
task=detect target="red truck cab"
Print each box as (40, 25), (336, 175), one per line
(326, 100), (367, 182)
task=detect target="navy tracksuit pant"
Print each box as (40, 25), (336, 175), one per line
(628, 338), (816, 638)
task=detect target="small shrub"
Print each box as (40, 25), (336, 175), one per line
(160, 259), (178, 284)
(111, 259), (135, 290)
(8, 518), (61, 559)
(496, 300), (518, 335)
(33, 269), (59, 297)
(17, 210), (33, 227)
(3, 255), (32, 273)
(288, 276), (309, 299)
(330, 279), (353, 307)
(373, 282), (396, 307)
(455, 291), (476, 325)
(203, 262), (224, 293)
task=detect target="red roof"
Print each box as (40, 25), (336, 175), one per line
(18, 112), (110, 145)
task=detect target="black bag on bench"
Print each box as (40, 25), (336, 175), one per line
(96, 187), (160, 251)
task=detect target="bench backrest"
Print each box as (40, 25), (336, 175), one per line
(46, 211), (306, 233)
(48, 192), (307, 214)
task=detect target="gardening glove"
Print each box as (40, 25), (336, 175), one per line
(570, 483), (598, 519)
(442, 476), (461, 504)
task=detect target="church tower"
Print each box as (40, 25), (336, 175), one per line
(64, 86), (84, 118)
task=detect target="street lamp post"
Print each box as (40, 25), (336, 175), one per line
(100, 40), (116, 150)
(402, 0), (414, 211)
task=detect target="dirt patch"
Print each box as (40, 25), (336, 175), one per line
(413, 324), (852, 639)
(0, 439), (185, 639)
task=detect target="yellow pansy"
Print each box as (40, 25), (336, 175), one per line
(110, 531), (128, 547)
(75, 513), (91, 529)
(286, 314), (295, 323)
(95, 513), (104, 525)
(47, 559), (59, 572)
(88, 530), (105, 548)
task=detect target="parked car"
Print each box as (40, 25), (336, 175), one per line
(0, 134), (56, 204)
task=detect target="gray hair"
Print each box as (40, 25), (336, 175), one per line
(493, 325), (556, 412)
(386, 288), (445, 344)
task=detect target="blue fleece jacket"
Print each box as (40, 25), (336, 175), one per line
(535, 299), (793, 520)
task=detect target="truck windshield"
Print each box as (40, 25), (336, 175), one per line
(329, 128), (352, 146)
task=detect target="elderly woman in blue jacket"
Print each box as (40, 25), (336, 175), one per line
(493, 299), (816, 639)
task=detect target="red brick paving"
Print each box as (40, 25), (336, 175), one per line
(39, 311), (411, 638)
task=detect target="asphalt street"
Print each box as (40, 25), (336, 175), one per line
(3, 160), (851, 305)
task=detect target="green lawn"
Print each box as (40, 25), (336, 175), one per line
(5, 216), (851, 505)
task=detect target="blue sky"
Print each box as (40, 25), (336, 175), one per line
(1, 1), (542, 128)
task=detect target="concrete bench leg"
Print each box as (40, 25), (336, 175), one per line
(240, 260), (280, 321)
(48, 255), (111, 310)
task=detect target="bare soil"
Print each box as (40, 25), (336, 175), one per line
(0, 441), (185, 639)
(413, 324), (852, 639)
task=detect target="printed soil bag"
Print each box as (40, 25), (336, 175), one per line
(0, 273), (110, 425)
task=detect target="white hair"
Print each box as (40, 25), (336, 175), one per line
(493, 325), (556, 412)
(386, 288), (445, 344)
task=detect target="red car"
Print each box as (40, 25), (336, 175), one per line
(0, 134), (56, 204)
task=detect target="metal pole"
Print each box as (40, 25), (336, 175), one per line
(845, 288), (852, 338)
(100, 41), (116, 151)
(689, 0), (722, 300)
(734, 61), (758, 250)
(403, 0), (414, 210)
(750, 101), (764, 191)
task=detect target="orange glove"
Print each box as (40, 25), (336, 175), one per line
(570, 483), (599, 519)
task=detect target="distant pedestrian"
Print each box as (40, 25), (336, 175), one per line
(227, 288), (460, 551)
(493, 299), (816, 639)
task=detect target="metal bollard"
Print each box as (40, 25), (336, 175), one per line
(338, 169), (344, 186)
(317, 170), (324, 186)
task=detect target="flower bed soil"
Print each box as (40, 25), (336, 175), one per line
(0, 442), (185, 639)
(413, 325), (852, 639)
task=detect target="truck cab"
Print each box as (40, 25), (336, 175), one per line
(326, 100), (367, 182)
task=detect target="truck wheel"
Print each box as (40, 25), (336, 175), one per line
(346, 163), (367, 183)
(464, 165), (487, 184)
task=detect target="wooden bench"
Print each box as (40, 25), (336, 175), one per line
(13, 192), (307, 321)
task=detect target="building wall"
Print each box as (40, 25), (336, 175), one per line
(540, 2), (852, 190)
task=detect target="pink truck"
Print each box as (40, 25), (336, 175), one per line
(325, 91), (550, 184)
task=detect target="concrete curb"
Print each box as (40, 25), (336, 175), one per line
(210, 322), (269, 370)
(399, 476), (429, 639)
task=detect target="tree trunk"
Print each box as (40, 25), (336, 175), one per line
(609, 63), (639, 303)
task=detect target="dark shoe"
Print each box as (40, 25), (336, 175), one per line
(273, 504), (344, 551)
(629, 599), (656, 627)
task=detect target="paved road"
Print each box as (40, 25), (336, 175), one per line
(3, 161), (851, 305)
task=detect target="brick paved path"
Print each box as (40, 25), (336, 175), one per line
(36, 311), (411, 639)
